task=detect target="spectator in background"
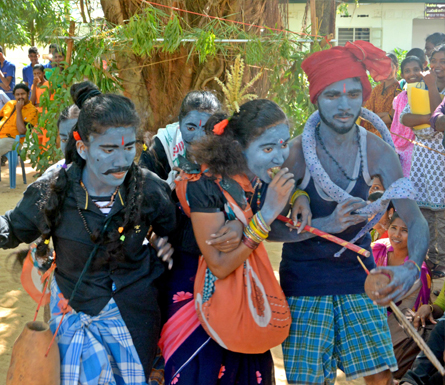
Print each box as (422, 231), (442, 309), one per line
(399, 49), (428, 89)
(45, 45), (65, 80)
(362, 53), (401, 136)
(425, 32), (445, 61)
(391, 56), (424, 178)
(0, 46), (16, 100)
(53, 47), (66, 69)
(372, 212), (431, 379)
(406, 48), (428, 70)
(43, 43), (58, 69)
(22, 47), (40, 87)
(400, 45), (445, 278)
(30, 64), (51, 112)
(0, 84), (38, 156)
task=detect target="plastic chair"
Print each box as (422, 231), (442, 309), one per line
(0, 135), (27, 189)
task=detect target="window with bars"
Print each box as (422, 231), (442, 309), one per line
(338, 28), (371, 46)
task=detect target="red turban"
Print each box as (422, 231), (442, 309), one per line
(301, 40), (392, 104)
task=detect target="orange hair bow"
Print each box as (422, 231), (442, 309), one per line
(73, 131), (81, 141)
(213, 119), (229, 136)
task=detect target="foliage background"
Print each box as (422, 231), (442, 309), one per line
(15, 1), (325, 174)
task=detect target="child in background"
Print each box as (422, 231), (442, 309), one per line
(391, 56), (424, 177)
(30, 64), (50, 113)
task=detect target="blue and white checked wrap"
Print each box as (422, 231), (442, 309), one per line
(49, 278), (147, 385)
(302, 107), (417, 257)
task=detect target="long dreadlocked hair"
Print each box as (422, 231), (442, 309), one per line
(36, 84), (144, 266)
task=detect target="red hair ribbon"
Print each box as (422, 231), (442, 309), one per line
(213, 119), (229, 136)
(73, 131), (81, 141)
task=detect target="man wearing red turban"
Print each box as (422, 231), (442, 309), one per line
(302, 40), (392, 104)
(271, 41), (429, 384)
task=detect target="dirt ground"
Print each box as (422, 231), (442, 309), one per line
(0, 163), (442, 385)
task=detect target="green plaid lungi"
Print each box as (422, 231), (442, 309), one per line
(282, 293), (397, 385)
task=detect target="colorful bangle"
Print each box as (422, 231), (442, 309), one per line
(256, 211), (271, 232)
(242, 234), (260, 250)
(251, 217), (269, 238)
(244, 226), (264, 243)
(290, 189), (310, 207)
(405, 260), (421, 279)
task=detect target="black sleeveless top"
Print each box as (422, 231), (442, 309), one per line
(280, 127), (376, 297)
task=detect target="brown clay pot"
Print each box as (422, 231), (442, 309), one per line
(364, 273), (391, 301)
(6, 321), (60, 385)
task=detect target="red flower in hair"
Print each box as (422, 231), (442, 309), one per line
(213, 119), (229, 136)
(73, 131), (81, 141)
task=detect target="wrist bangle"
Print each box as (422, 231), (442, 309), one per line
(405, 260), (421, 279)
(430, 304), (434, 314)
(290, 189), (310, 207)
(242, 234), (259, 250)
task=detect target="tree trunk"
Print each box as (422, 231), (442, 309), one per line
(315, 0), (336, 37)
(100, 0), (283, 133)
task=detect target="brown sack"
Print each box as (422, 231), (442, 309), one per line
(6, 321), (60, 385)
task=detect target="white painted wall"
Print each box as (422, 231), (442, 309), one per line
(288, 2), (443, 53)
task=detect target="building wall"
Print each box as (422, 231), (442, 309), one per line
(289, 2), (429, 52)
(412, 18), (445, 48)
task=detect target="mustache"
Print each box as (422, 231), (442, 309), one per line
(102, 166), (130, 175)
(334, 113), (354, 118)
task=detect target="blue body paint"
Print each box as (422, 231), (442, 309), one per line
(77, 126), (136, 196)
(243, 123), (290, 184)
(59, 118), (78, 153)
(179, 110), (211, 150)
(318, 78), (363, 135)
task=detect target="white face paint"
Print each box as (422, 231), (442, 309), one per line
(243, 123), (290, 183)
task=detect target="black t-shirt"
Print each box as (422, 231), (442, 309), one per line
(187, 175), (226, 213)
(0, 162), (177, 315)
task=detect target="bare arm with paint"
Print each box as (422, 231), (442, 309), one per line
(367, 134), (429, 306)
(268, 136), (368, 242)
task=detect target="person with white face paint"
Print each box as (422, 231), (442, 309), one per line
(271, 41), (429, 385)
(0, 90), (177, 383)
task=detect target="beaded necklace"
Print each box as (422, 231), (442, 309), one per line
(77, 181), (120, 238)
(250, 177), (262, 208)
(80, 180), (120, 209)
(315, 122), (363, 182)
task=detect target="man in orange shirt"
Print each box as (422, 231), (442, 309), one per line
(0, 84), (38, 156)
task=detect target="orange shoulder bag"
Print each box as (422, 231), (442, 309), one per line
(175, 168), (291, 354)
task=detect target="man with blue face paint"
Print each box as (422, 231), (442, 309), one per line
(140, 90), (221, 189)
(272, 41), (429, 385)
(0, 89), (177, 383)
